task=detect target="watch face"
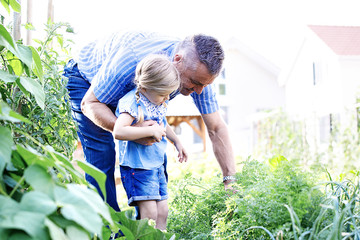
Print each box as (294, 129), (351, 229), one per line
(223, 176), (236, 182)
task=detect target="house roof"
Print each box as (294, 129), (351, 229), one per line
(308, 25), (360, 56)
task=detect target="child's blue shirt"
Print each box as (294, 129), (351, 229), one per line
(115, 88), (168, 169)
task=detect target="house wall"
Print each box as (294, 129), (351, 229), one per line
(224, 48), (285, 157)
(339, 57), (360, 108)
(284, 33), (343, 117)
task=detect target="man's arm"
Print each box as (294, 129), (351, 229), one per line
(81, 85), (117, 132)
(201, 111), (236, 186)
(81, 85), (158, 145)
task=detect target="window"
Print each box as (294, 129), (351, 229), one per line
(218, 84), (226, 95)
(313, 62), (322, 86)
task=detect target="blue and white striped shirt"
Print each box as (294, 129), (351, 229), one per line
(76, 31), (219, 114)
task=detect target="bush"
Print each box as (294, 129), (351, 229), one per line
(167, 156), (325, 239)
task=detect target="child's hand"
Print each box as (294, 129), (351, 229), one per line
(175, 143), (188, 163)
(151, 123), (166, 142)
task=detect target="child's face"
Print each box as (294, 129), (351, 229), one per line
(141, 89), (171, 106)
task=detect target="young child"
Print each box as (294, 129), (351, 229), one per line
(113, 54), (188, 230)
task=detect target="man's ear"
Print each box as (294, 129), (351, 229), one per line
(173, 54), (183, 64)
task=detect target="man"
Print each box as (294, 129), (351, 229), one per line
(64, 31), (236, 211)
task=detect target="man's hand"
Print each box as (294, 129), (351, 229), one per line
(132, 120), (164, 145)
(224, 179), (239, 196)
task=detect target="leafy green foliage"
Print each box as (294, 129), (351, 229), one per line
(167, 156), (360, 239)
(167, 173), (229, 239)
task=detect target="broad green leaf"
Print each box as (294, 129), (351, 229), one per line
(0, 195), (20, 215)
(16, 44), (33, 68)
(54, 185), (103, 235)
(23, 164), (55, 196)
(0, 0), (10, 14)
(45, 146), (86, 184)
(45, 145), (73, 169)
(0, 126), (13, 177)
(66, 225), (90, 240)
(20, 191), (57, 215)
(116, 209), (175, 240)
(19, 76), (45, 109)
(77, 160), (107, 200)
(0, 101), (31, 123)
(8, 232), (33, 240)
(67, 184), (112, 224)
(6, 51), (23, 76)
(48, 215), (78, 229)
(0, 69), (18, 83)
(101, 227), (112, 240)
(118, 224), (135, 240)
(44, 218), (68, 240)
(116, 211), (161, 240)
(29, 46), (44, 82)
(15, 77), (30, 97)
(0, 210), (49, 240)
(17, 145), (53, 169)
(8, 151), (25, 170)
(9, 0), (21, 12)
(0, 24), (16, 52)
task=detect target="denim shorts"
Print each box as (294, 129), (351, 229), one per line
(120, 165), (168, 206)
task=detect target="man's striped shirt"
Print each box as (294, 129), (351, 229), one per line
(75, 31), (219, 114)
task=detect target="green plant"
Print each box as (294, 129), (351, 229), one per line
(213, 157), (324, 239)
(254, 109), (313, 166)
(167, 173), (229, 240)
(285, 171), (360, 239)
(167, 156), (326, 239)
(3, 19), (78, 158)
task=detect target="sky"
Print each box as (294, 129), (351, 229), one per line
(17, 0), (360, 67)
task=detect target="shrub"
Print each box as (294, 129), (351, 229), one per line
(167, 156), (325, 239)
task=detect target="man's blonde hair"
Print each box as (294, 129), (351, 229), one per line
(134, 54), (180, 123)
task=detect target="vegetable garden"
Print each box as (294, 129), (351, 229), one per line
(0, 2), (359, 239)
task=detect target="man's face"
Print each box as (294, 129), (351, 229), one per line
(174, 55), (215, 96)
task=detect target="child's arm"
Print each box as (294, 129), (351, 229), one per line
(166, 125), (188, 163)
(113, 112), (166, 142)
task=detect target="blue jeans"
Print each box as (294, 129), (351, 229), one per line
(63, 59), (120, 211)
(120, 165), (168, 206)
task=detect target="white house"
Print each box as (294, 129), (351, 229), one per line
(279, 25), (360, 144)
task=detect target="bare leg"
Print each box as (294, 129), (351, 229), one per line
(137, 200), (168, 230)
(156, 200), (168, 230)
(137, 200), (157, 223)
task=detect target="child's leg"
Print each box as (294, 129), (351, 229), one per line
(137, 200), (168, 230)
(137, 200), (157, 222)
(156, 199), (168, 230)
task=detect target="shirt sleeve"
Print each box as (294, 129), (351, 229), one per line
(115, 91), (139, 121)
(191, 84), (219, 114)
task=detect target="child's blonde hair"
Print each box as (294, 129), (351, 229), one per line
(134, 54), (180, 123)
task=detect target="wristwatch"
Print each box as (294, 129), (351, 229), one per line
(223, 175), (236, 182)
